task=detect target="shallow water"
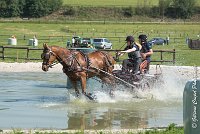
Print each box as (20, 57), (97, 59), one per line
(0, 70), (187, 129)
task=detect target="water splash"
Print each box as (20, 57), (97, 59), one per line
(90, 66), (197, 103)
(150, 66), (196, 101)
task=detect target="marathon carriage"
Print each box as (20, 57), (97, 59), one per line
(112, 63), (163, 92)
(110, 34), (164, 94)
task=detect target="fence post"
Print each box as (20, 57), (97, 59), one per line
(27, 48), (29, 60)
(173, 49), (176, 64)
(3, 47), (4, 60)
(160, 51), (163, 63)
(1, 46), (5, 60)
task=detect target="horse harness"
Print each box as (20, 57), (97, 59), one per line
(44, 48), (112, 76)
(63, 50), (113, 73)
(98, 51), (113, 69)
(63, 50), (90, 72)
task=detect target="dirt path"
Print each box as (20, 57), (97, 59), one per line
(0, 62), (200, 79)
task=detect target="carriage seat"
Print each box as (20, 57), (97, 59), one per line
(126, 60), (149, 74)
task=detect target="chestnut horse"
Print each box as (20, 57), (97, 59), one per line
(41, 43), (115, 99)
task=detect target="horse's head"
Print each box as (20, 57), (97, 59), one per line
(41, 43), (57, 71)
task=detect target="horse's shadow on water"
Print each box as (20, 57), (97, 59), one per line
(34, 81), (112, 102)
(34, 83), (67, 89)
(33, 83), (71, 103)
(38, 96), (69, 103)
(3, 95), (69, 104)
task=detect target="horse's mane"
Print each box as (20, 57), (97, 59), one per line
(50, 45), (64, 49)
(50, 45), (70, 53)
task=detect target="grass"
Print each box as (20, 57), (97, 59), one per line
(0, 22), (200, 65)
(63, 0), (159, 7)
(0, 124), (184, 134)
(62, 0), (200, 7)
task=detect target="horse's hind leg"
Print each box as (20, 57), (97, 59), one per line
(100, 76), (115, 97)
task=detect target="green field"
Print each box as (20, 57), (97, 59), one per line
(63, 0), (200, 7)
(0, 22), (200, 66)
(63, 0), (158, 7)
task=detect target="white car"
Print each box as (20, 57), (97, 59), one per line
(93, 38), (112, 49)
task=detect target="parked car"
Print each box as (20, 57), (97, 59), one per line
(80, 38), (94, 48)
(93, 38), (112, 49)
(148, 37), (166, 45)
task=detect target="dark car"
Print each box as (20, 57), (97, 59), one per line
(148, 38), (166, 45)
(80, 38), (93, 48)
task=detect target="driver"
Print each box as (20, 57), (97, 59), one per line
(119, 35), (142, 74)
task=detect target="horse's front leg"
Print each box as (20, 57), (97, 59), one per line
(71, 80), (80, 97)
(80, 73), (95, 100)
(80, 75), (87, 94)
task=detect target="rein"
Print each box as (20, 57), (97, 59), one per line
(48, 61), (59, 68)
(89, 65), (137, 89)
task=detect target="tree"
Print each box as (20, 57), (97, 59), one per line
(166, 0), (196, 19)
(46, 0), (63, 12)
(7, 0), (21, 17)
(0, 0), (24, 17)
(23, 0), (63, 17)
(158, 0), (171, 19)
(0, 0), (7, 17)
(0, 0), (63, 18)
(18, 0), (26, 16)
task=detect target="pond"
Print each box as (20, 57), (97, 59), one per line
(0, 69), (187, 130)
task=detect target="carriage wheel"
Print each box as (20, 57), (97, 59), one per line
(138, 80), (151, 91)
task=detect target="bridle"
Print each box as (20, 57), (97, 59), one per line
(41, 48), (58, 68)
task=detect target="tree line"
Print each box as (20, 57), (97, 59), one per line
(62, 0), (199, 20)
(0, 0), (63, 18)
(0, 0), (199, 19)
(125, 0), (198, 19)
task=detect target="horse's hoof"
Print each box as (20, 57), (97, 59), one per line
(76, 91), (80, 98)
(87, 93), (92, 96)
(76, 94), (80, 98)
(110, 94), (115, 98)
(83, 92), (96, 100)
(109, 90), (115, 98)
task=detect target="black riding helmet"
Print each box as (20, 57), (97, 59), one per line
(139, 34), (148, 42)
(125, 35), (134, 42)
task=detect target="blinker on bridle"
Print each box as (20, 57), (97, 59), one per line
(41, 48), (56, 67)
(41, 49), (54, 60)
